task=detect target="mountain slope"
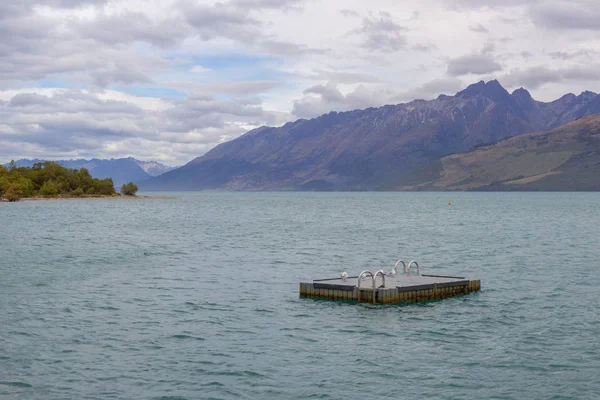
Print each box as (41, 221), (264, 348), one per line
(403, 114), (600, 191)
(7, 157), (174, 187)
(143, 80), (600, 191)
(134, 159), (176, 176)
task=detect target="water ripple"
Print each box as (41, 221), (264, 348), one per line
(1, 192), (599, 399)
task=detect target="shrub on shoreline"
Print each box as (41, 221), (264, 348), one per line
(120, 182), (138, 196)
(0, 161), (117, 201)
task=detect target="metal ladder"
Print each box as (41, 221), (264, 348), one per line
(355, 260), (421, 304)
(357, 270), (386, 304)
(394, 260), (419, 276)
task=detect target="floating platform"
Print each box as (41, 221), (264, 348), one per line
(299, 261), (481, 304)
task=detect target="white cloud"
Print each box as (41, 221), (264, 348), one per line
(447, 53), (503, 76)
(190, 65), (212, 73)
(1, 0), (600, 164)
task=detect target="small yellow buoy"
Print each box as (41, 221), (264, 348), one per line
(448, 200), (452, 205)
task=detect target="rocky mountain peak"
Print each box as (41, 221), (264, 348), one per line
(456, 79), (514, 106)
(512, 87), (533, 101)
(511, 87), (537, 112)
(580, 91), (598, 101)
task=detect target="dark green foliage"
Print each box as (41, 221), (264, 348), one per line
(71, 187), (84, 197)
(2, 182), (23, 202)
(120, 182), (138, 196)
(94, 178), (116, 196)
(39, 181), (58, 197)
(0, 161), (117, 201)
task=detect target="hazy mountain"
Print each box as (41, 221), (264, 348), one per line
(399, 114), (600, 191)
(6, 157), (175, 187)
(134, 160), (176, 177)
(139, 81), (599, 190)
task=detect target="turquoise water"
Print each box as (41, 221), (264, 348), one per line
(1, 193), (599, 399)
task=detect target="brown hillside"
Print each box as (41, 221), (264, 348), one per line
(412, 114), (600, 191)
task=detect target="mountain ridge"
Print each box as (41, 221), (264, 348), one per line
(140, 80), (600, 191)
(398, 113), (600, 191)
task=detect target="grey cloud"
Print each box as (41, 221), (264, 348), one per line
(412, 43), (437, 52)
(443, 0), (534, 9)
(395, 77), (465, 102)
(469, 24), (489, 33)
(563, 65), (600, 81)
(307, 70), (381, 84)
(0, 7), (169, 88)
(170, 96), (265, 118)
(228, 0), (305, 10)
(292, 82), (399, 118)
(262, 110), (294, 126)
(529, 1), (600, 30)
(181, 2), (262, 43)
(549, 49), (599, 60)
(164, 80), (281, 96)
(447, 54), (503, 76)
(482, 42), (495, 54)
(18, 91), (145, 115)
(0, 89), (286, 164)
(9, 93), (56, 108)
(446, 0), (600, 32)
(0, 9), (55, 42)
(180, 1), (326, 56)
(0, 4), (31, 20)
(350, 11), (408, 52)
(501, 66), (562, 89)
(260, 39), (329, 56)
(521, 51), (533, 59)
(0, 0), (106, 24)
(501, 64), (600, 89)
(303, 83), (345, 103)
(340, 9), (359, 17)
(75, 12), (189, 49)
(92, 66), (155, 88)
(4, 0), (109, 14)
(4, 91), (145, 138)
(24, 0), (109, 7)
(0, 0), (315, 89)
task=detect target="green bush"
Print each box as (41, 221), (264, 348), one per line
(71, 187), (85, 197)
(3, 183), (23, 202)
(39, 181), (58, 197)
(93, 178), (116, 196)
(120, 182), (138, 196)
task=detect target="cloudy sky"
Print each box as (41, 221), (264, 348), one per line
(1, 0), (599, 165)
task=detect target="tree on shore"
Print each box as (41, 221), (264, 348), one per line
(0, 161), (117, 201)
(2, 182), (23, 202)
(120, 182), (138, 196)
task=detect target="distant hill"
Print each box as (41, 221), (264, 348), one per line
(5, 157), (175, 187)
(142, 80), (600, 191)
(396, 114), (600, 191)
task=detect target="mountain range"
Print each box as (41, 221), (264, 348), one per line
(142, 80), (600, 191)
(406, 114), (600, 191)
(6, 157), (175, 187)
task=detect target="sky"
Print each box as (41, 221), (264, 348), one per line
(1, 0), (599, 166)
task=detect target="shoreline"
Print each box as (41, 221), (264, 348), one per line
(2, 195), (173, 202)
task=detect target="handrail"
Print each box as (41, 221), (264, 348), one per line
(394, 260), (406, 275)
(374, 270), (386, 288)
(357, 270), (374, 304)
(406, 260), (420, 276)
(357, 270), (374, 289)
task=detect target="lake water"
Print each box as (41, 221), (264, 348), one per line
(1, 192), (599, 399)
